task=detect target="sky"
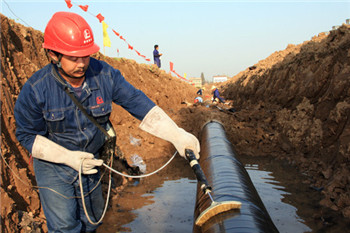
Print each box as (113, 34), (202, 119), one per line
(2, 0), (350, 81)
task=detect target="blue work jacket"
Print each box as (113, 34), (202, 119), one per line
(14, 58), (155, 156)
(153, 49), (161, 68)
(213, 89), (220, 98)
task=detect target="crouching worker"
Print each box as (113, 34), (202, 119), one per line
(211, 86), (226, 104)
(14, 12), (200, 233)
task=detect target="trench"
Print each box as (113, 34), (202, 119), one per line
(97, 150), (343, 233)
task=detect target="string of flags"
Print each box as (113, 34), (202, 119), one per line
(169, 62), (188, 81)
(64, 0), (189, 81)
(64, 0), (150, 62)
(102, 21), (111, 47)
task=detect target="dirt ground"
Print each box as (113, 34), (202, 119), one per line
(1, 13), (349, 232)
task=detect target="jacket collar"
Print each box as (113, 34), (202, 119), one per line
(50, 62), (101, 92)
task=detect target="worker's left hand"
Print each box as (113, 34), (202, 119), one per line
(139, 106), (200, 159)
(174, 128), (200, 159)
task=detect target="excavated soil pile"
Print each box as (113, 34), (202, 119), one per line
(1, 13), (350, 232)
(222, 25), (350, 219)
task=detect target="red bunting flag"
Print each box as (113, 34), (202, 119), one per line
(112, 29), (120, 37)
(96, 13), (105, 23)
(172, 70), (185, 80)
(65, 0), (73, 8)
(169, 62), (174, 71)
(64, 0), (155, 63)
(79, 5), (89, 12)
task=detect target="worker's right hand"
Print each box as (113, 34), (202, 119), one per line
(68, 152), (104, 175)
(32, 135), (103, 175)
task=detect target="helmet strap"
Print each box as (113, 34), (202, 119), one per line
(48, 50), (63, 68)
(56, 54), (63, 68)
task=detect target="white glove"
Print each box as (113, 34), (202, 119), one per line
(32, 135), (103, 174)
(139, 106), (200, 159)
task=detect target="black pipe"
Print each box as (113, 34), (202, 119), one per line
(193, 121), (279, 233)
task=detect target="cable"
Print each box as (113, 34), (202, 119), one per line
(78, 151), (177, 225)
(2, 138), (177, 225)
(1, 152), (106, 199)
(79, 157), (112, 226)
(3, 0), (31, 27)
(102, 151), (177, 178)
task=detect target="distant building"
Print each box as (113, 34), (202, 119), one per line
(212, 75), (228, 83)
(346, 19), (350, 24)
(188, 77), (202, 88)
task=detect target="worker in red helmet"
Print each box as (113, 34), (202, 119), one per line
(14, 12), (200, 233)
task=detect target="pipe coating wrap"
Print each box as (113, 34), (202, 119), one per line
(193, 121), (279, 233)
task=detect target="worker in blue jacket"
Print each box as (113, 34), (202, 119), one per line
(14, 12), (199, 233)
(211, 86), (226, 103)
(153, 44), (162, 68)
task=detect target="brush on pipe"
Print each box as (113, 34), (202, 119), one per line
(185, 149), (242, 226)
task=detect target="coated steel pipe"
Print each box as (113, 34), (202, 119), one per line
(193, 121), (279, 233)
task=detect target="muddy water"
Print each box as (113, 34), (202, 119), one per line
(98, 156), (196, 232)
(244, 161), (312, 233)
(98, 155), (346, 233)
(238, 155), (350, 233)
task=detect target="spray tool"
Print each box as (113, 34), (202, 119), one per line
(185, 149), (242, 226)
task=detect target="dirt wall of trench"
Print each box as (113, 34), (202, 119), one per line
(222, 25), (350, 219)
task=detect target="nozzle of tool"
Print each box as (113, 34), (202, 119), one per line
(185, 149), (212, 194)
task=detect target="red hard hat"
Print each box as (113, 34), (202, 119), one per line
(42, 12), (100, 57)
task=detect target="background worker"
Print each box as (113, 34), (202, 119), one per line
(194, 96), (203, 103)
(196, 88), (203, 96)
(153, 44), (162, 68)
(14, 12), (200, 233)
(211, 86), (226, 103)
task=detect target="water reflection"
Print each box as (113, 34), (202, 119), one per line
(97, 156), (197, 233)
(98, 155), (346, 233)
(122, 179), (196, 233)
(245, 163), (312, 233)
